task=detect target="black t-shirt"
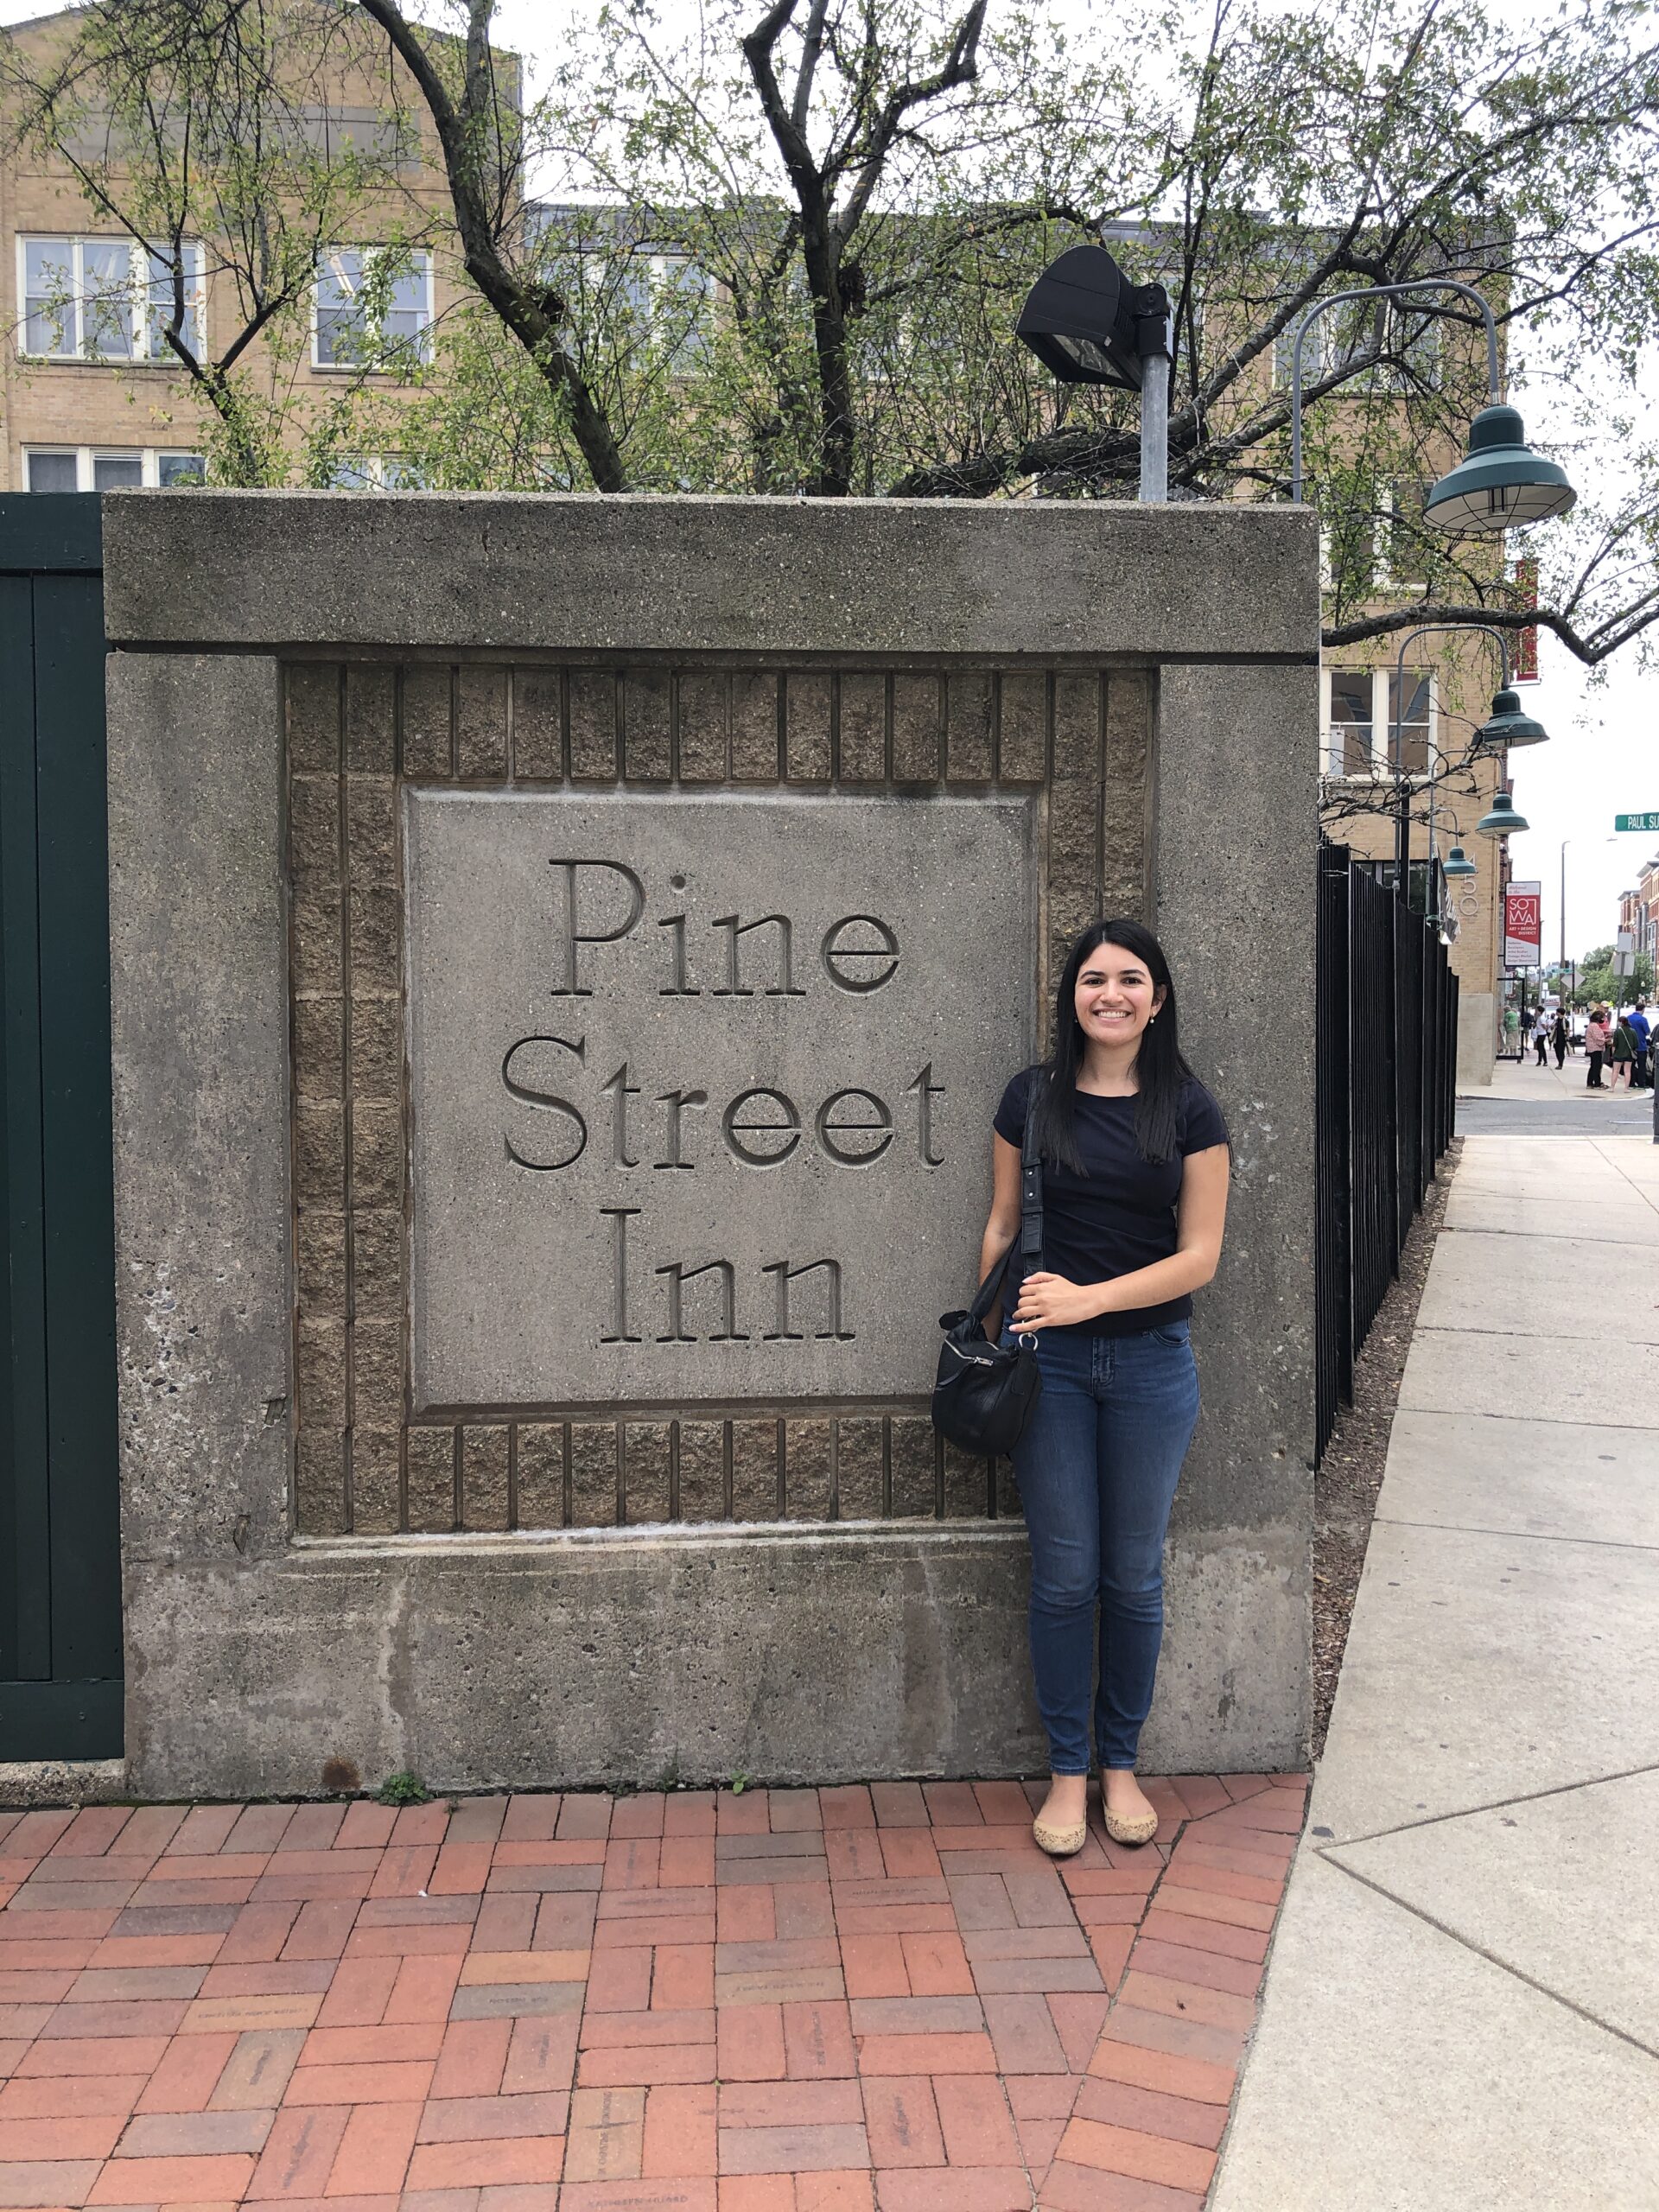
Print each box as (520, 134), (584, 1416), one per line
(993, 1069), (1229, 1338)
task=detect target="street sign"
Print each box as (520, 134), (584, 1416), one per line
(1615, 812), (1659, 832)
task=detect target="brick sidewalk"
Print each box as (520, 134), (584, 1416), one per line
(0, 1774), (1304, 2211)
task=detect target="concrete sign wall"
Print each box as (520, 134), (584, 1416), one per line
(102, 493), (1319, 1799)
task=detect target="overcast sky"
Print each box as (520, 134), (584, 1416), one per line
(5, 0), (1651, 959)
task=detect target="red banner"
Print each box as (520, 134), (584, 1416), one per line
(1504, 882), (1542, 969)
(1512, 556), (1539, 683)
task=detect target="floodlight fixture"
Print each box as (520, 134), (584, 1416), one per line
(1016, 245), (1170, 391)
(1015, 245), (1173, 501)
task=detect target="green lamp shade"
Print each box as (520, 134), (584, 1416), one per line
(1474, 686), (1549, 748)
(1424, 404), (1576, 535)
(1476, 789), (1529, 836)
(1442, 844), (1478, 877)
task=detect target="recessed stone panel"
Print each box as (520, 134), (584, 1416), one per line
(405, 791), (1035, 1412)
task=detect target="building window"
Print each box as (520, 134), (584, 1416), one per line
(525, 211), (715, 372)
(1389, 669), (1432, 776)
(1274, 298), (1442, 391)
(1322, 668), (1437, 779)
(314, 248), (432, 369)
(1326, 671), (1374, 778)
(20, 237), (206, 362)
(318, 454), (424, 488)
(1382, 480), (1433, 585)
(23, 446), (207, 491)
(297, 105), (423, 175)
(618, 251), (714, 368)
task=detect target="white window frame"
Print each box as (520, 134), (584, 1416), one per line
(22, 445), (207, 491)
(1320, 667), (1439, 783)
(311, 246), (434, 372)
(1274, 300), (1442, 391)
(16, 235), (206, 364)
(1381, 480), (1431, 590)
(318, 454), (423, 489)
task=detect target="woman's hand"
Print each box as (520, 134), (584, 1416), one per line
(1010, 1271), (1100, 1332)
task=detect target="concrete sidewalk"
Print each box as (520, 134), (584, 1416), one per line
(1212, 1129), (1659, 2211)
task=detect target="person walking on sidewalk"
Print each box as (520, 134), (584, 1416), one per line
(1586, 1007), (1610, 1088)
(1533, 1009), (1552, 1065)
(1629, 1000), (1651, 1088)
(1611, 1012), (1638, 1091)
(978, 919), (1230, 1859)
(1552, 1008), (1569, 1068)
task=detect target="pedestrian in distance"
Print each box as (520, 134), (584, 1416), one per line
(1552, 1008), (1569, 1069)
(1628, 1000), (1652, 1089)
(1533, 1009), (1551, 1066)
(978, 918), (1230, 1858)
(1611, 1012), (1638, 1090)
(1585, 1007), (1609, 1088)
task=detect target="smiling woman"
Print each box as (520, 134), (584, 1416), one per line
(976, 918), (1231, 1857)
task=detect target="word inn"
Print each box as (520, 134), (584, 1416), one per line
(599, 1206), (854, 1347)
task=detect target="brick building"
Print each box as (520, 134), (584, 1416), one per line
(0, 0), (472, 493)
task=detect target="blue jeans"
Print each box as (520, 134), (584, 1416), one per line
(1006, 1320), (1199, 1772)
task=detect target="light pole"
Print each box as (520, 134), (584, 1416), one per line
(1287, 278), (1575, 527)
(1560, 838), (1570, 976)
(1385, 623), (1548, 889)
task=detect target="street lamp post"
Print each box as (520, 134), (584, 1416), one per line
(1287, 278), (1576, 527)
(1384, 622), (1547, 890)
(1560, 838), (1570, 976)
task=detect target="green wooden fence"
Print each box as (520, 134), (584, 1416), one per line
(0, 494), (122, 1759)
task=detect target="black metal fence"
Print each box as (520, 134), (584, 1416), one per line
(1316, 840), (1459, 1463)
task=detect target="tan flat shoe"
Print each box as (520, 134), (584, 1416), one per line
(1102, 1802), (1159, 1847)
(1032, 1814), (1088, 1858)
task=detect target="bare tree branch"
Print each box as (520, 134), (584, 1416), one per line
(355, 0), (628, 490)
(1323, 596), (1659, 664)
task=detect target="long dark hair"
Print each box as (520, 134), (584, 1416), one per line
(1031, 919), (1196, 1168)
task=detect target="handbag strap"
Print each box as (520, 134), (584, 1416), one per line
(968, 1071), (1046, 1326)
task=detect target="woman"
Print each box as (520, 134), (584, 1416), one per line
(1611, 1013), (1637, 1090)
(1533, 1010), (1551, 1066)
(978, 920), (1230, 1856)
(1552, 1009), (1569, 1069)
(1585, 1007), (1609, 1089)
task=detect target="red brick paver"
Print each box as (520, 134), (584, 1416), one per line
(0, 1775), (1304, 2209)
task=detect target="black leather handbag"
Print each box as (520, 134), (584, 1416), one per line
(931, 1080), (1045, 1457)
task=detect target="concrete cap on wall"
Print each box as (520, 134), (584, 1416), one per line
(101, 491), (1320, 663)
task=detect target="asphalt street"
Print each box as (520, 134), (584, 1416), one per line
(1459, 1057), (1657, 1136)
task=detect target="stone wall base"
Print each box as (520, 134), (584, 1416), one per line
(0, 1761), (130, 1808)
(123, 1524), (1307, 1801)
(1458, 992), (1497, 1089)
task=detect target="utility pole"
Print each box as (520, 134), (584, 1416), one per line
(1560, 838), (1570, 973)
